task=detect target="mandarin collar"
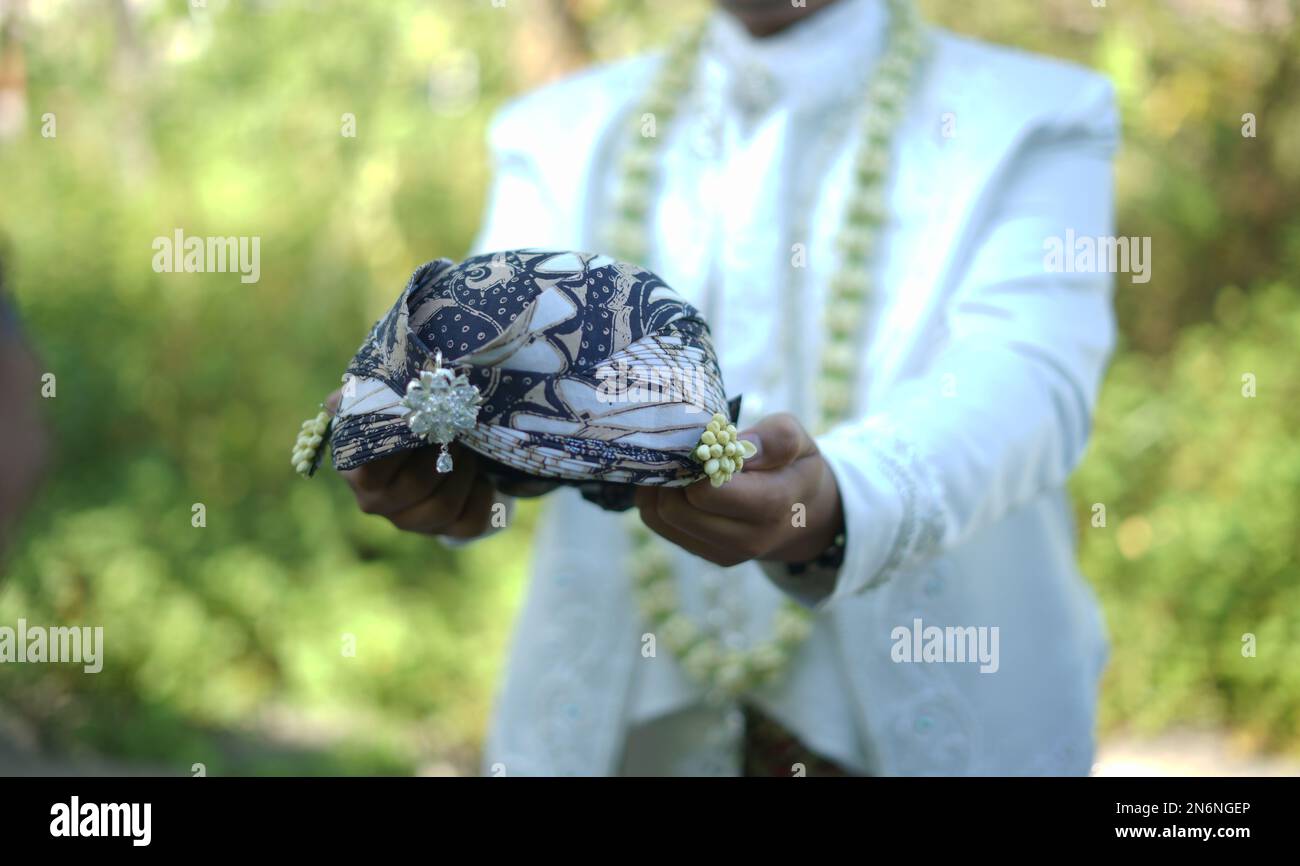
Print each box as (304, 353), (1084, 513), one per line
(701, 0), (890, 117)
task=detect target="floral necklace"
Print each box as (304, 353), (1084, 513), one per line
(605, 0), (929, 701)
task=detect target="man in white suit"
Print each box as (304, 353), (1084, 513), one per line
(336, 0), (1118, 775)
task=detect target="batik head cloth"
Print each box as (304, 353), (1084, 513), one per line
(329, 249), (734, 489)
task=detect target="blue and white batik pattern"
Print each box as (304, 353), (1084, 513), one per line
(330, 250), (730, 486)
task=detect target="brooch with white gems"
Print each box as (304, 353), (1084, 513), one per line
(401, 351), (483, 473)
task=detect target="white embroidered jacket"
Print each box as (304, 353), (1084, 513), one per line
(469, 0), (1118, 775)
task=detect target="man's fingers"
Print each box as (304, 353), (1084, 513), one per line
(384, 492), (456, 534)
(635, 487), (749, 567)
(353, 449), (441, 515)
(384, 457), (478, 532)
(324, 388), (343, 416)
(347, 447), (478, 516)
(735, 412), (815, 472)
(656, 486), (754, 539)
(636, 489), (712, 560)
(444, 476), (497, 539)
(342, 451), (410, 494)
(682, 468), (794, 521)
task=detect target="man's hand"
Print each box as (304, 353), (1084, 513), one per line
(327, 390), (498, 539)
(634, 413), (843, 568)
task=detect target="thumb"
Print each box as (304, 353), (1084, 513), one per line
(736, 413), (815, 472)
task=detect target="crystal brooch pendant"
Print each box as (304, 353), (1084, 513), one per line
(401, 363), (482, 473)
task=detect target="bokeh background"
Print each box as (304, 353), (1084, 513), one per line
(0, 0), (1296, 775)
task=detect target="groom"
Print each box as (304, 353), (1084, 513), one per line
(333, 0), (1118, 776)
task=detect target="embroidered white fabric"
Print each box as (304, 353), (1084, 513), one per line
(471, 0), (1117, 776)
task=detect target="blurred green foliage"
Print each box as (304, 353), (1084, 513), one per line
(1073, 284), (1300, 751)
(0, 0), (1296, 773)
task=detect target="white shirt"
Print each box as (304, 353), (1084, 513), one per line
(471, 0), (1118, 775)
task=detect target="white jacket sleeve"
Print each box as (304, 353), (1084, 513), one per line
(815, 80), (1121, 605)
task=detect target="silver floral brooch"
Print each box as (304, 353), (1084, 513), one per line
(401, 353), (482, 473)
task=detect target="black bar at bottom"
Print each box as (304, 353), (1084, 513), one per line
(0, 775), (1286, 852)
